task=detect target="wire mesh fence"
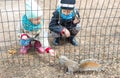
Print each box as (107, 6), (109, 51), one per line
(0, 0), (120, 77)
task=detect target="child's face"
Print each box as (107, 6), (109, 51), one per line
(61, 9), (73, 15)
(29, 17), (41, 25)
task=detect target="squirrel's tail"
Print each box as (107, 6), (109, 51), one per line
(79, 59), (104, 72)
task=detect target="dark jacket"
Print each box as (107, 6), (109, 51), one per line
(49, 9), (80, 34)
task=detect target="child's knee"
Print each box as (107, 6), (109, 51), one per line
(34, 40), (42, 47)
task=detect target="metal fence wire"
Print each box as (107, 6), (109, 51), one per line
(0, 0), (120, 77)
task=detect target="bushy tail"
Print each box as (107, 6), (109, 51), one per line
(79, 59), (105, 72)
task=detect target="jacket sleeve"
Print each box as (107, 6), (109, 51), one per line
(49, 10), (64, 34)
(76, 10), (80, 19)
(75, 10), (80, 24)
(38, 25), (50, 50)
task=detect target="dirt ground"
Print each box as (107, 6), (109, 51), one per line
(0, 0), (120, 78)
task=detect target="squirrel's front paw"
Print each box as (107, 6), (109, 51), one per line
(66, 71), (73, 75)
(66, 72), (71, 74)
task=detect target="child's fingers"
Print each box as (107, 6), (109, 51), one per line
(52, 52), (56, 56)
(49, 49), (56, 56)
(51, 52), (56, 56)
(73, 19), (79, 24)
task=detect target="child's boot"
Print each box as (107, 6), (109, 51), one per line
(20, 45), (31, 54)
(34, 41), (44, 54)
(69, 37), (79, 46)
(53, 37), (60, 46)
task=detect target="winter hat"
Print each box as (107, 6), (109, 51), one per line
(25, 0), (43, 19)
(59, 0), (76, 10)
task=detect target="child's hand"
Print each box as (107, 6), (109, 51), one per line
(73, 17), (80, 24)
(49, 49), (56, 56)
(62, 28), (70, 38)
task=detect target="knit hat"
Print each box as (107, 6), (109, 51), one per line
(59, 0), (76, 10)
(25, 0), (43, 19)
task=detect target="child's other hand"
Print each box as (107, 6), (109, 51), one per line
(22, 35), (28, 40)
(73, 17), (80, 24)
(62, 28), (70, 38)
(49, 49), (56, 56)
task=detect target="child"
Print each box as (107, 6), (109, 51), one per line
(17, 0), (55, 56)
(49, 0), (80, 46)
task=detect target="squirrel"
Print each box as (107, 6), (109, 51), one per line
(59, 55), (104, 74)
